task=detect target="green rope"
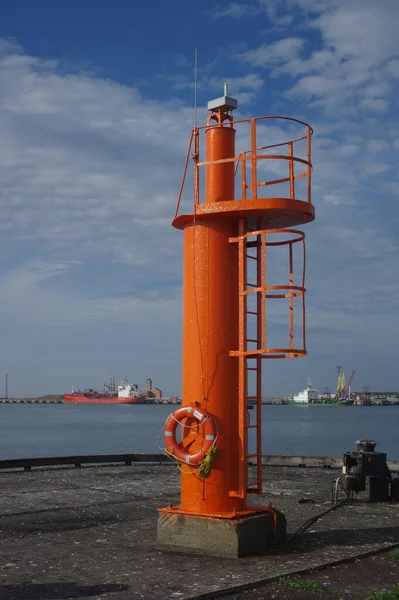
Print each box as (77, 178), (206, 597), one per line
(164, 450), (194, 475)
(198, 445), (219, 479)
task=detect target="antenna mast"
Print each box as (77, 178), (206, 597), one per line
(194, 48), (198, 128)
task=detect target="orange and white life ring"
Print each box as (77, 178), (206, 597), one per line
(164, 406), (217, 465)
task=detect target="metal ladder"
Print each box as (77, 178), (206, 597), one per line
(230, 219), (266, 498)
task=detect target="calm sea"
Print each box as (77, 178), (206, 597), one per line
(0, 403), (398, 461)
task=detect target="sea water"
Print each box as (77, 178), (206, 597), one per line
(0, 403), (398, 460)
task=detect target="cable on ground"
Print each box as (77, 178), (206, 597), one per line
(279, 497), (349, 550)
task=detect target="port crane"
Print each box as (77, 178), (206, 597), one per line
(337, 370), (345, 398)
(344, 370), (356, 399)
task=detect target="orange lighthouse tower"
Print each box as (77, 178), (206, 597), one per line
(157, 86), (315, 557)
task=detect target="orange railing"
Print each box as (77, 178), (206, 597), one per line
(175, 116), (313, 218)
(229, 228), (306, 360)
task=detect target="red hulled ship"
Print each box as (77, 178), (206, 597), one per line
(64, 379), (147, 404)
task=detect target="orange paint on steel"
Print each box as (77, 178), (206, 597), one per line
(205, 123), (235, 204)
(256, 234), (263, 491)
(168, 101), (315, 517)
(180, 112), (243, 514)
(289, 241), (294, 349)
(173, 197), (315, 230)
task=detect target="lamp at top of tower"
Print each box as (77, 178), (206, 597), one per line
(207, 82), (238, 112)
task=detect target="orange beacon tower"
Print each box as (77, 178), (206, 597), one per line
(158, 86), (315, 557)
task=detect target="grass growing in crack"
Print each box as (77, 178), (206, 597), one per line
(392, 549), (399, 561)
(278, 575), (340, 594)
(367, 584), (399, 600)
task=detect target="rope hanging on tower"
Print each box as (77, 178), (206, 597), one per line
(198, 445), (219, 479)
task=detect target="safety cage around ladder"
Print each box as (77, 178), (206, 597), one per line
(174, 114), (313, 360)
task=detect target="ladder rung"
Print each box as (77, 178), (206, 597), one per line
(245, 254), (258, 260)
(246, 424), (258, 429)
(246, 454), (258, 458)
(246, 310), (257, 315)
(246, 396), (258, 399)
(246, 338), (258, 343)
(246, 282), (257, 287)
(245, 367), (257, 371)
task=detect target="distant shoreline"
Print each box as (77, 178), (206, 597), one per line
(0, 396), (182, 405)
(263, 400), (399, 407)
(2, 398), (398, 407)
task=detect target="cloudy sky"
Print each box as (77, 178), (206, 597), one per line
(0, 0), (398, 397)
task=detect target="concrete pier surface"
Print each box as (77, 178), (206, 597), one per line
(0, 463), (398, 599)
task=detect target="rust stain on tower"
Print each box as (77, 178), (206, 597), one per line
(157, 86), (315, 557)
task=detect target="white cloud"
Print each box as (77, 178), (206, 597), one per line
(238, 38), (305, 68)
(0, 39), (192, 273)
(206, 73), (265, 104)
(0, 16), (398, 398)
(213, 3), (254, 19)
(367, 139), (389, 152)
(339, 144), (360, 157)
(0, 38), (193, 394)
(386, 59), (399, 78)
(209, 73), (264, 92)
(313, 2), (399, 67)
(234, 0), (399, 114)
(167, 72), (264, 105)
(364, 163), (391, 175)
(214, 0), (294, 25)
(359, 98), (390, 113)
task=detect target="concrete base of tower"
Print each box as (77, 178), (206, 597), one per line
(156, 508), (286, 558)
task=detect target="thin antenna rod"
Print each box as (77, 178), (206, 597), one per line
(194, 48), (198, 128)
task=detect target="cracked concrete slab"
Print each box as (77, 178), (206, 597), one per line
(0, 465), (398, 599)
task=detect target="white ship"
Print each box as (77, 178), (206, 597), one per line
(292, 379), (318, 403)
(117, 378), (141, 399)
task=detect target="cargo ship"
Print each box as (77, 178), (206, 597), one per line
(64, 379), (147, 405)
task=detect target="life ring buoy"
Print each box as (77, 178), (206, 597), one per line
(164, 406), (217, 465)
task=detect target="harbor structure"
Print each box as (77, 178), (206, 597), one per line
(145, 378), (162, 399)
(157, 85), (315, 556)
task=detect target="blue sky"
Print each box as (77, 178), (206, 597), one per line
(0, 0), (398, 397)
